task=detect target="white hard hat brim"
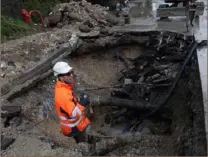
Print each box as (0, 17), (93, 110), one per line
(54, 66), (73, 76)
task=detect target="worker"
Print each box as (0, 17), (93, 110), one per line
(52, 61), (91, 143)
(189, 1), (197, 26)
(116, 1), (121, 17)
(124, 0), (129, 7)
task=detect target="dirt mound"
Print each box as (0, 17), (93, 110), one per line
(44, 0), (120, 29)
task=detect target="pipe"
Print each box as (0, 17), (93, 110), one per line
(20, 9), (45, 26)
(78, 83), (172, 92)
(28, 10), (45, 26)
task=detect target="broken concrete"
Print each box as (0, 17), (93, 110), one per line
(1, 43), (71, 100)
(1, 29), (187, 101)
(1, 105), (21, 118)
(44, 0), (120, 28)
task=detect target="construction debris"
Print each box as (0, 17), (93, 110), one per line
(1, 104), (21, 118)
(91, 96), (156, 110)
(44, 0), (120, 29)
(1, 43), (71, 100)
(80, 132), (143, 156)
(1, 135), (15, 150)
(89, 34), (195, 110)
(1, 30), (187, 101)
(86, 35), (198, 138)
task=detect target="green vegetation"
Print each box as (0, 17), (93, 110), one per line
(1, 15), (35, 43)
(22, 0), (62, 22)
(1, 0), (116, 42)
(1, 0), (67, 42)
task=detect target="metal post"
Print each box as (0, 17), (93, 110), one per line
(185, 1), (190, 32)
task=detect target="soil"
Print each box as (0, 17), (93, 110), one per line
(1, 45), (207, 156)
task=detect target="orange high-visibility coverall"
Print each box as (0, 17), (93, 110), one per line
(54, 81), (90, 136)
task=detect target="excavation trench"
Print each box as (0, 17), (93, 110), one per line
(1, 31), (207, 156)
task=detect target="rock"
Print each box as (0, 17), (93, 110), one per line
(10, 117), (22, 127)
(45, 10), (62, 26)
(7, 60), (16, 67)
(46, 1), (119, 29)
(1, 61), (7, 71)
(171, 71), (178, 79)
(68, 13), (82, 22)
(80, 0), (88, 7)
(1, 135), (15, 150)
(1, 117), (7, 127)
(141, 127), (152, 135)
(77, 30), (100, 39)
(37, 106), (45, 121)
(76, 142), (91, 155)
(151, 73), (161, 80)
(124, 16), (130, 24)
(1, 73), (6, 78)
(137, 76), (145, 83)
(124, 78), (132, 85)
(100, 27), (109, 35)
(105, 13), (119, 25)
(79, 24), (92, 33)
(57, 23), (64, 28)
(1, 105), (21, 118)
(83, 20), (94, 28)
(114, 116), (126, 124)
(136, 149), (141, 154)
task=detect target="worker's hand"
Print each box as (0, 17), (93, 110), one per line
(79, 92), (90, 107)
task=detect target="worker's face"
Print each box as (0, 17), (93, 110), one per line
(60, 71), (76, 86)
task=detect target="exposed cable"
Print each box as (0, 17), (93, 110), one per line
(130, 37), (198, 132)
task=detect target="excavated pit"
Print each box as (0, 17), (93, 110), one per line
(1, 31), (207, 156)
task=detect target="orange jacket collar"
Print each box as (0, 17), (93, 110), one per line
(56, 80), (73, 90)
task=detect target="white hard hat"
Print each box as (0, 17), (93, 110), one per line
(52, 61), (73, 76)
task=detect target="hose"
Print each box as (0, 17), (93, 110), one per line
(122, 122), (132, 133)
(21, 9), (45, 26)
(28, 10), (45, 26)
(77, 83), (172, 92)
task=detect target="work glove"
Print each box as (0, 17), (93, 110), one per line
(79, 92), (90, 107)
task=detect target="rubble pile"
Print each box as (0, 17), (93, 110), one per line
(112, 33), (190, 103)
(44, 0), (120, 31)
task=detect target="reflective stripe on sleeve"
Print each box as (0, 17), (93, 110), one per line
(60, 116), (82, 127)
(59, 116), (67, 120)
